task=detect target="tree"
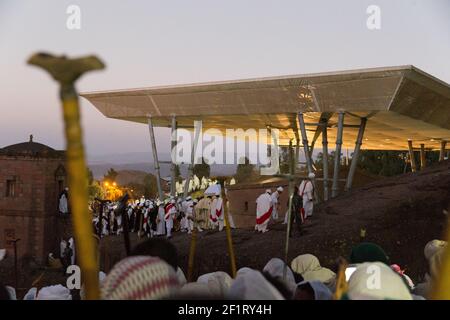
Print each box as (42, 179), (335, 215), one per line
(143, 173), (158, 198)
(234, 157), (256, 183)
(87, 168), (94, 185)
(103, 168), (118, 182)
(193, 157), (210, 180)
(279, 146), (291, 174)
(88, 180), (104, 201)
(357, 150), (406, 176)
(174, 164), (182, 182)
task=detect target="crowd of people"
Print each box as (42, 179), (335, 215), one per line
(1, 238), (447, 300)
(90, 191), (236, 240)
(1, 177), (446, 300)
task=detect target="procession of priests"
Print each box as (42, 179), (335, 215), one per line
(84, 171), (317, 240)
(257, 173), (316, 233)
(89, 189), (236, 241)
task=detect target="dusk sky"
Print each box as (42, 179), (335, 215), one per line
(1, 0), (449, 162)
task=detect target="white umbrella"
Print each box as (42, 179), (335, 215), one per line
(204, 183), (221, 196)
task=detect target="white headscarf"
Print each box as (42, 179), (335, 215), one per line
(297, 280), (332, 300)
(23, 287), (37, 300)
(37, 285), (72, 300)
(347, 262), (413, 300)
(197, 271), (233, 297)
(178, 282), (212, 297)
(424, 239), (447, 261)
(228, 269), (284, 300)
(0, 249), (6, 261)
(5, 286), (16, 300)
(177, 267), (187, 286)
(291, 254), (336, 285)
(262, 258), (297, 296)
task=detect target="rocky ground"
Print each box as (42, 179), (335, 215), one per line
(2, 160), (449, 298)
(100, 160), (450, 282)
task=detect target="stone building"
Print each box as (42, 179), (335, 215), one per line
(227, 177), (289, 228)
(0, 135), (67, 264)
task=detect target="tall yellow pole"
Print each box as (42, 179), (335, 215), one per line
(27, 53), (105, 300)
(222, 188), (237, 278)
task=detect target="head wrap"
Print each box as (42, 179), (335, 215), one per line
(346, 262), (412, 300)
(297, 280), (332, 300)
(424, 239), (447, 261)
(0, 249), (6, 261)
(176, 267), (187, 286)
(276, 186), (284, 192)
(36, 285), (72, 300)
(197, 271), (233, 297)
(349, 242), (389, 265)
(228, 269), (284, 300)
(308, 173), (315, 179)
(291, 254), (336, 285)
(23, 287), (37, 300)
(262, 258), (296, 296)
(101, 256), (180, 300)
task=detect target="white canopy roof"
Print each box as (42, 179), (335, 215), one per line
(81, 65), (450, 150)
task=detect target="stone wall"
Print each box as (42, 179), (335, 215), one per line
(0, 156), (68, 264)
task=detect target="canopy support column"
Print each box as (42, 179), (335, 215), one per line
(170, 116), (177, 197)
(147, 115), (164, 200)
(407, 140), (417, 173)
(184, 120), (202, 199)
(420, 143), (426, 169)
(345, 117), (367, 191)
(332, 112), (345, 198)
(322, 122), (329, 201)
(439, 141), (447, 162)
(297, 112), (313, 174)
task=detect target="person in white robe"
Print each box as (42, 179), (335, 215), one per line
(271, 186), (283, 220)
(214, 192), (225, 231)
(255, 189), (273, 233)
(195, 196), (209, 230)
(186, 198), (202, 234)
(180, 197), (191, 232)
(58, 188), (69, 214)
(156, 200), (166, 236)
(165, 199), (177, 239)
(299, 173), (315, 219)
(68, 237), (75, 265)
(209, 196), (218, 230)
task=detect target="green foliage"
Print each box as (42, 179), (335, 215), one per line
(314, 151), (338, 170)
(142, 173), (158, 198)
(193, 157), (210, 179)
(87, 180), (104, 201)
(174, 164), (182, 182)
(357, 150), (406, 176)
(87, 168), (94, 185)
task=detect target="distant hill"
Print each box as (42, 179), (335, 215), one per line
(89, 161), (237, 180)
(115, 170), (148, 185)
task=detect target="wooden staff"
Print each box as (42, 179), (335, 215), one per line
(28, 53), (105, 300)
(187, 208), (198, 282)
(222, 189), (237, 278)
(333, 258), (349, 300)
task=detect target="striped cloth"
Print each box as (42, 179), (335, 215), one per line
(101, 256), (180, 300)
